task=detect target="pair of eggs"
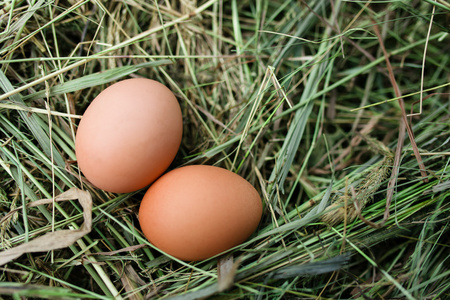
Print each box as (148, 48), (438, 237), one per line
(75, 78), (262, 261)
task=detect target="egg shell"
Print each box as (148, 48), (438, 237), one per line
(138, 165), (262, 261)
(75, 78), (182, 193)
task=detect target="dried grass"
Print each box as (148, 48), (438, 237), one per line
(1, 0), (449, 299)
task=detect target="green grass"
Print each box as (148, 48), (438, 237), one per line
(1, 0), (449, 299)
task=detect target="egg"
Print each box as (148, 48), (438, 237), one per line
(138, 165), (262, 261)
(75, 78), (182, 193)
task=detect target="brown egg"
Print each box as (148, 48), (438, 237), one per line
(138, 165), (262, 261)
(75, 78), (182, 193)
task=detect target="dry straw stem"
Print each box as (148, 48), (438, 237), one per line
(371, 19), (428, 182)
(0, 188), (92, 266)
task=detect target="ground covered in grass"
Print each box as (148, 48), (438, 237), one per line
(0, 0), (449, 299)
